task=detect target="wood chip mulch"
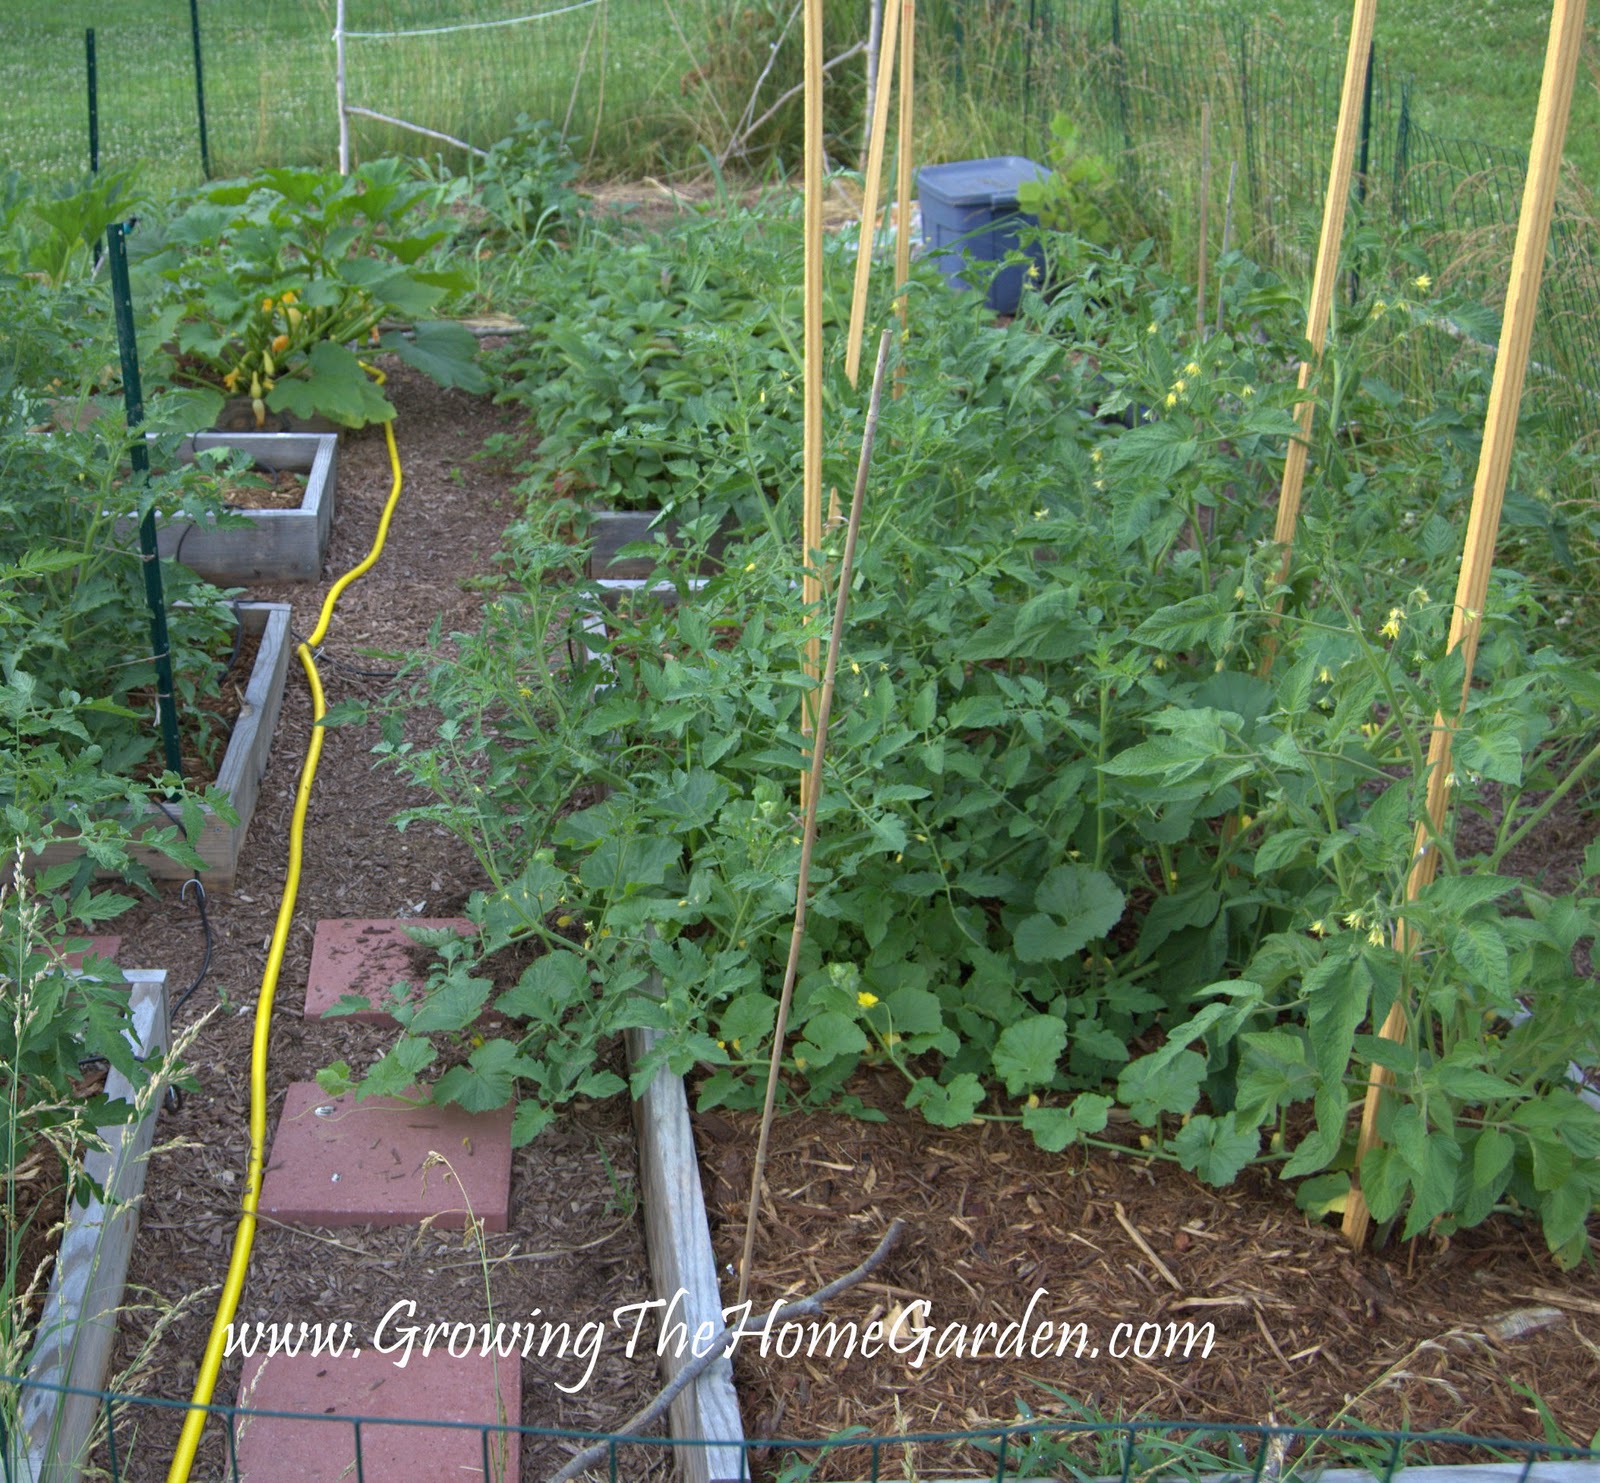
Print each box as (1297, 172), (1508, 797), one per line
(699, 1069), (1600, 1480)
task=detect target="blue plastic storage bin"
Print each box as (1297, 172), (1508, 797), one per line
(917, 156), (1047, 313)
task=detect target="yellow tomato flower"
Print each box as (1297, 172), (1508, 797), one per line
(1413, 273), (1432, 293)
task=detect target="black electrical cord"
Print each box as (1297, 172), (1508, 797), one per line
(290, 626), (403, 680)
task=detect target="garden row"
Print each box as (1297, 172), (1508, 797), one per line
(336, 180), (1600, 1274)
(5, 123), (1600, 1474)
(0, 142), (557, 1470)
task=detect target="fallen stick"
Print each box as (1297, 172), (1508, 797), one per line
(543, 1219), (908, 1483)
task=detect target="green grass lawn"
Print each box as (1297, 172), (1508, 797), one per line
(10, 1), (1593, 197)
(1185, 0), (1600, 188)
(3, 0), (687, 196)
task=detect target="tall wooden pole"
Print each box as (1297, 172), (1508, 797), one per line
(891, 0), (916, 395)
(1266, 0), (1377, 593)
(1342, 0), (1589, 1248)
(846, 0), (902, 389)
(1196, 101), (1211, 337)
(800, 0), (826, 799)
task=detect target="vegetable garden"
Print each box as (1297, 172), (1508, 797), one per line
(5, 1), (1600, 1480)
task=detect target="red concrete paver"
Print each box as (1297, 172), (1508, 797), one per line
(62, 935), (122, 973)
(259, 1082), (513, 1231)
(235, 1344), (521, 1482)
(304, 917), (474, 1022)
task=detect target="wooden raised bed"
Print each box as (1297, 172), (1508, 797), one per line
(125, 431), (339, 584)
(625, 1022), (748, 1483)
(11, 969), (170, 1482)
(31, 602), (292, 892)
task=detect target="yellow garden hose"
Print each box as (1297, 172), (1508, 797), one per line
(167, 385), (405, 1482)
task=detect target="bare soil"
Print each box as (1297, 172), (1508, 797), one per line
(220, 468), (306, 511)
(101, 362), (668, 1481)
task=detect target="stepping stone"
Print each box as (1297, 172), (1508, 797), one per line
(259, 1082), (512, 1231)
(304, 917), (474, 1023)
(234, 1345), (521, 1482)
(62, 935), (122, 973)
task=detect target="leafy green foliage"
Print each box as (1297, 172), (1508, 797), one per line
(349, 204), (1599, 1261)
(136, 160), (485, 428)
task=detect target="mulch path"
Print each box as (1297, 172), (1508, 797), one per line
(699, 1068), (1600, 1481)
(100, 360), (668, 1481)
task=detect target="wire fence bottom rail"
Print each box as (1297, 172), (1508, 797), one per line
(6, 1373), (1600, 1483)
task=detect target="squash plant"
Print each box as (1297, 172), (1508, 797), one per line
(137, 160), (487, 428)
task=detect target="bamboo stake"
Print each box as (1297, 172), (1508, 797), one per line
(891, 0), (916, 397)
(1266, 0), (1376, 594)
(739, 332), (893, 1307)
(800, 0), (826, 796)
(845, 0), (902, 389)
(1342, 0), (1589, 1250)
(1196, 101), (1211, 338)
(863, 0), (884, 156)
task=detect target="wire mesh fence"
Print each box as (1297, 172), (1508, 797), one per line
(923, 0), (1599, 470)
(5, 0), (683, 195)
(6, 0), (1597, 459)
(7, 1370), (1600, 1483)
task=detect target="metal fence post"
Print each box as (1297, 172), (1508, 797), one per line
(86, 28), (100, 173)
(1393, 77), (1411, 221)
(1350, 36), (1375, 303)
(188, 0), (212, 178)
(106, 221), (185, 782)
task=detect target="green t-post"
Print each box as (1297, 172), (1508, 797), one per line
(189, 0), (212, 179)
(106, 220), (185, 781)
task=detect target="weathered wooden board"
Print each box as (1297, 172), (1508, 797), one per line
(31, 602), (292, 891)
(121, 431), (339, 584)
(14, 969), (171, 1482)
(625, 1021), (749, 1483)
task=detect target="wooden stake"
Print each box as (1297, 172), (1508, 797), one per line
(846, 0), (902, 389)
(1267, 0), (1376, 590)
(1342, 0), (1590, 1249)
(891, 0), (916, 397)
(1196, 101), (1211, 338)
(800, 0), (826, 789)
(863, 0), (884, 156)
(739, 333), (892, 1306)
